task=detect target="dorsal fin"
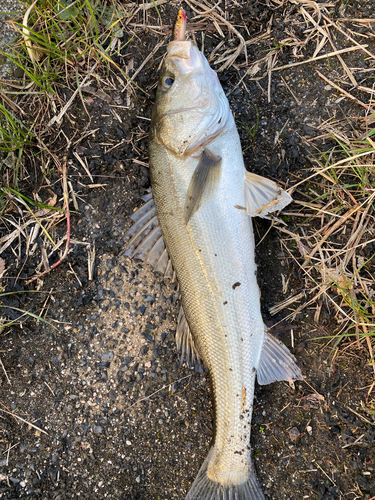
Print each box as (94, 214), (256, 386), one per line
(176, 305), (204, 370)
(122, 191), (174, 280)
(123, 193), (204, 371)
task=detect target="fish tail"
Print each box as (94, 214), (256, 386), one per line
(186, 450), (265, 500)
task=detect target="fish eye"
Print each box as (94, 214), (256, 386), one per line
(162, 76), (175, 88)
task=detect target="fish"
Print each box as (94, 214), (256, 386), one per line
(123, 11), (303, 500)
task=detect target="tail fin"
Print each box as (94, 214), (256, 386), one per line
(186, 451), (265, 500)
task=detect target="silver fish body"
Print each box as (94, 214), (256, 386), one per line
(150, 116), (263, 485)
(125, 39), (303, 500)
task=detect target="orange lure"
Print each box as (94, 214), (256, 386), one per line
(173, 9), (187, 41)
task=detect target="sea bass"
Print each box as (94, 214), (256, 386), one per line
(124, 15), (303, 500)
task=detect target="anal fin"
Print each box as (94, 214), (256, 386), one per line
(257, 330), (303, 385)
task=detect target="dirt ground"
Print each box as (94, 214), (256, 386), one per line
(1, 1), (375, 499)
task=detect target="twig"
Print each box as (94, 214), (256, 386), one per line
(125, 0), (168, 24)
(342, 433), (365, 449)
(316, 462), (337, 487)
(0, 357), (11, 385)
(22, 0), (39, 66)
(68, 263), (82, 287)
(339, 18), (375, 24)
(273, 45), (368, 72)
(73, 152), (93, 183)
(324, 21), (357, 87)
(267, 52), (276, 103)
(302, 207), (360, 268)
(47, 62), (98, 127)
(0, 407), (48, 435)
(123, 374), (192, 411)
(346, 406), (374, 426)
(87, 243), (95, 281)
(68, 181), (79, 210)
(269, 292), (306, 315)
(362, 321), (375, 378)
(0, 91), (26, 115)
(316, 71), (370, 110)
(25, 161), (71, 285)
(321, 13), (375, 61)
(44, 381), (55, 397)
(281, 75), (301, 105)
(123, 39), (165, 91)
(186, 0), (247, 71)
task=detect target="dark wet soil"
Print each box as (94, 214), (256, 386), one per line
(1, 1), (375, 499)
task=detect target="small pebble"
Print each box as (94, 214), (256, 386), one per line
(101, 351), (114, 361)
(143, 295), (155, 302)
(288, 427), (300, 442)
(109, 389), (118, 400)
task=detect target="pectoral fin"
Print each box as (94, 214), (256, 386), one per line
(244, 171), (292, 218)
(257, 330), (303, 385)
(185, 149), (222, 224)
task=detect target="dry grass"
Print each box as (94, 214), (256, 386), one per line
(273, 113), (375, 366)
(244, 0), (375, 371)
(0, 0), (142, 292)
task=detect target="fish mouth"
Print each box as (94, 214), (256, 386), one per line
(159, 84), (211, 119)
(161, 106), (206, 117)
(166, 41), (202, 75)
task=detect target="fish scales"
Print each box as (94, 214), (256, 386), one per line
(150, 119), (263, 482)
(124, 31), (303, 500)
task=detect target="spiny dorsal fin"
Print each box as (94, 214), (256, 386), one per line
(123, 190), (175, 280)
(244, 171), (292, 218)
(185, 149), (222, 224)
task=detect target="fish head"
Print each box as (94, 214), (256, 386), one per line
(151, 41), (231, 156)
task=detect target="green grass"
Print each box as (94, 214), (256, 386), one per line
(238, 103), (259, 152)
(0, 103), (35, 152)
(0, 0), (134, 92)
(0, 0), (137, 330)
(0, 0), (137, 207)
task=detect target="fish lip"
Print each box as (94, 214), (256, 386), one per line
(161, 106), (205, 117)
